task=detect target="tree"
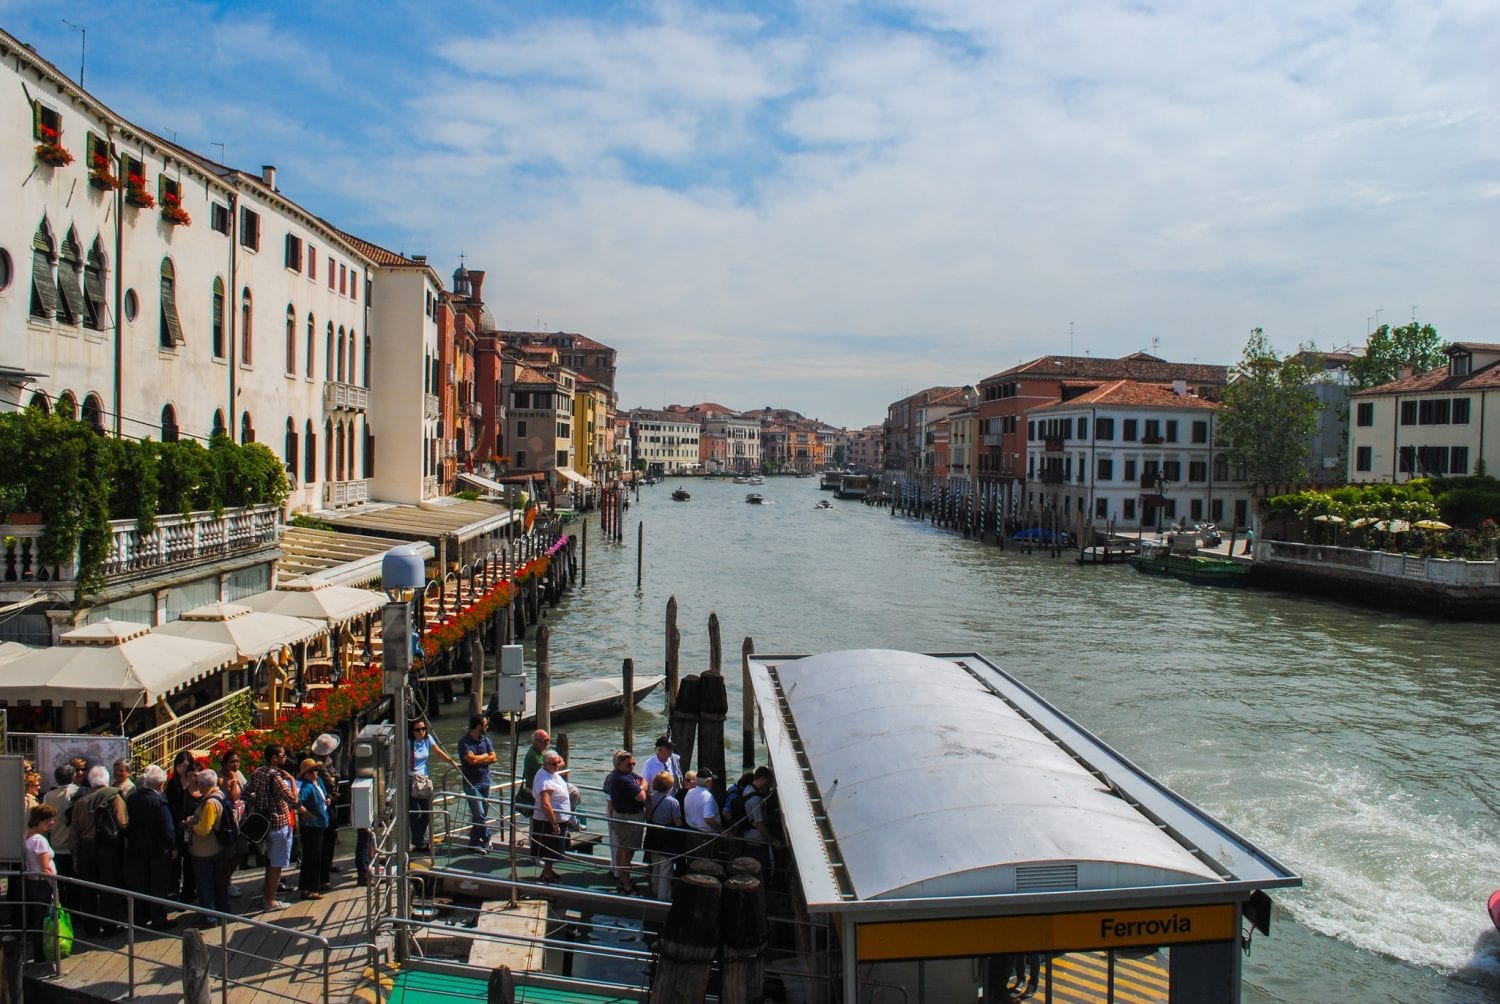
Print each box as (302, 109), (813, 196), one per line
(1219, 328), (1322, 485)
(1348, 322), (1446, 389)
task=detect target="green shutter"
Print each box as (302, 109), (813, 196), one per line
(29, 228), (60, 319)
(160, 259), (185, 346)
(84, 245), (107, 330)
(56, 232), (86, 324)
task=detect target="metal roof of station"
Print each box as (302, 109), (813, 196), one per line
(748, 649), (1299, 917)
(318, 498), (521, 544)
(277, 526), (435, 587)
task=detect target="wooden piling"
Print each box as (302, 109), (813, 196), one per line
(741, 636), (755, 772)
(637, 520), (644, 590)
(671, 674), (701, 769)
(648, 873), (722, 1004)
(536, 625), (551, 736)
(622, 657), (635, 752)
(707, 612), (722, 676)
(697, 672), (728, 792)
(487, 965), (517, 1003)
(665, 598), (681, 720)
(719, 874), (769, 1004)
(183, 927), (212, 1004)
(581, 522), (588, 587)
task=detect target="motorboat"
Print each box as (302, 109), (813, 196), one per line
(749, 475), (765, 486)
(671, 489), (691, 501)
(815, 499), (833, 510)
(732, 476), (750, 485)
(746, 493), (765, 504)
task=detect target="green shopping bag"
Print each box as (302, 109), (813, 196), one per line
(43, 904), (73, 962)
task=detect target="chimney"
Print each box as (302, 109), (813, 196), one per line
(411, 255), (426, 264)
(1172, 379), (1187, 396)
(467, 270), (486, 302)
(1397, 363), (1413, 380)
(260, 165), (277, 190)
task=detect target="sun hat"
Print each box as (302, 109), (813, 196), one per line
(311, 733), (340, 756)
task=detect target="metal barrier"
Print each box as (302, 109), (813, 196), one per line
(129, 688), (254, 769)
(4, 869), (332, 1002)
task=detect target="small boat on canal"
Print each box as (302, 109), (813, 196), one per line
(745, 493), (765, 504)
(516, 674), (664, 728)
(815, 499), (833, 510)
(671, 488), (691, 501)
(1131, 540), (1248, 585)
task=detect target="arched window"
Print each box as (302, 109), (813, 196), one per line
(345, 419), (355, 479)
(212, 408), (226, 440)
(325, 322), (334, 381)
(29, 219), (59, 320)
(285, 305), (296, 374)
(304, 419), (317, 485)
(240, 411), (254, 444)
(240, 288), (253, 365)
(83, 238), (107, 330)
(305, 314), (315, 378)
(159, 259), (184, 348)
(161, 404), (179, 443)
(335, 422), (346, 481)
(336, 326), (346, 385)
(347, 330), (357, 385)
(56, 227), (84, 325)
(81, 394), (104, 434)
(27, 391), (49, 414)
(324, 418), (334, 482)
(284, 418), (298, 484)
(363, 420), (374, 477)
(57, 391), (77, 420)
(211, 277), (225, 358)
(363, 335), (371, 387)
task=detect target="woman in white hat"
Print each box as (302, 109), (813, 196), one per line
(310, 734), (341, 887)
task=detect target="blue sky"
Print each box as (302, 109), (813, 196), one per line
(5, 1), (1496, 428)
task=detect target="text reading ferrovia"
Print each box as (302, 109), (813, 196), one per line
(1099, 914), (1192, 939)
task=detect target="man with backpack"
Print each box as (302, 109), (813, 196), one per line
(124, 765), (177, 929)
(71, 764), (128, 936)
(246, 744), (299, 911)
(187, 769), (233, 924)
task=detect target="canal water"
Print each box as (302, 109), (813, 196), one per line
(490, 474), (1500, 1003)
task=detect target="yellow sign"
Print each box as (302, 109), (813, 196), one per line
(856, 903), (1238, 961)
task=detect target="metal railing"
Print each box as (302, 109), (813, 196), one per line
(130, 688), (252, 769)
(323, 380), (370, 412)
(5, 870), (332, 1002)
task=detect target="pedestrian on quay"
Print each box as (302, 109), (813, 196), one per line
(41, 765), (78, 907)
(408, 717), (457, 853)
(247, 745), (299, 911)
(23, 770), (40, 813)
(21, 803), (58, 963)
(641, 735), (683, 796)
(165, 750), (200, 903)
(741, 766), (778, 869)
(310, 734), (342, 880)
(644, 771), (684, 901)
(71, 764), (128, 936)
(295, 758), (330, 900)
(112, 759), (136, 798)
(530, 751), (573, 883)
(187, 769), (230, 925)
(516, 729), (551, 817)
(124, 765), (177, 929)
(682, 769), (721, 861)
(603, 750), (646, 894)
(457, 714), (497, 852)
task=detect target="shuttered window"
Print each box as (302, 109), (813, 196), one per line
(57, 229), (86, 325)
(159, 258), (185, 347)
(29, 222), (60, 319)
(84, 239), (107, 330)
(211, 277), (225, 357)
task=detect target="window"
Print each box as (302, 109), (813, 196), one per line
(83, 238), (106, 329)
(1027, 421), (1035, 440)
(161, 404), (179, 443)
(347, 331), (357, 384)
(1095, 418), (1114, 440)
(517, 420), (527, 436)
(306, 315), (316, 378)
(240, 288), (253, 365)
(1096, 457), (1113, 481)
(1214, 454), (1229, 480)
(1165, 420), (1178, 443)
(516, 451), (527, 468)
(212, 409), (227, 439)
(210, 203), (231, 234)
(337, 327), (346, 383)
(1191, 420), (1208, 444)
(240, 411), (254, 444)
(31, 101), (61, 143)
(56, 227), (84, 324)
(307, 245), (317, 279)
(1190, 499), (1203, 520)
(556, 450), (569, 468)
(1355, 446), (1373, 472)
(210, 277), (225, 357)
(1418, 399), (1450, 425)
(1451, 446), (1469, 474)
(325, 322), (334, 379)
(1453, 398), (1471, 424)
(29, 219), (59, 319)
(239, 208), (260, 251)
(285, 306), (296, 374)
(339, 263), (347, 295)
(159, 259), (184, 347)
(1355, 402), (1374, 427)
(1095, 497), (1108, 518)
(1189, 460), (1207, 482)
(284, 418), (298, 481)
(1122, 419), (1138, 442)
(1398, 446), (1414, 474)
(363, 423), (374, 477)
(328, 259), (335, 289)
(304, 420), (317, 484)
(1161, 460), (1181, 481)
(284, 234), (303, 271)
(1124, 459), (1137, 482)
(364, 335), (371, 387)
(1451, 353), (1472, 377)
(1416, 445), (1448, 475)
(0, 247), (12, 293)
(1211, 499), (1224, 522)
(1399, 401), (1417, 426)
(1124, 498), (1136, 520)
(123, 288), (138, 321)
(1076, 418), (1088, 440)
(81, 394), (104, 434)
(157, 174), (181, 207)
(1143, 419), (1161, 441)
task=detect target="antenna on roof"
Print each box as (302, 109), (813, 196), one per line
(1151, 336), (1160, 356)
(211, 142), (225, 164)
(1070, 321), (1075, 356)
(61, 19), (86, 86)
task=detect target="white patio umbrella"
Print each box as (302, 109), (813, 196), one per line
(1414, 519), (1452, 531)
(0, 620), (238, 706)
(237, 579), (384, 628)
(1311, 514), (1346, 523)
(1375, 519), (1413, 533)
(154, 603), (327, 662)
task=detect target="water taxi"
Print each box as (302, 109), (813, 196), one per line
(745, 492), (765, 504)
(1132, 539), (1248, 585)
(671, 488), (691, 501)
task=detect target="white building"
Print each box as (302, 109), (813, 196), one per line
(2, 30), (373, 515)
(1026, 380), (1252, 533)
(1348, 342), (1500, 482)
(629, 409), (701, 474)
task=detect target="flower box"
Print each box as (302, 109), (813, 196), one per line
(161, 194), (191, 226)
(125, 173), (155, 208)
(88, 153), (121, 190)
(34, 126), (73, 167)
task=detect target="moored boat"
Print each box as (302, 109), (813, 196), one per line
(1131, 545), (1248, 585)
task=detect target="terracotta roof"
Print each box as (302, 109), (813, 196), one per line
(496, 330), (616, 354)
(925, 387), (969, 407)
(332, 230), (433, 270)
(979, 355), (1227, 386)
(511, 364), (555, 386)
(628, 408), (701, 424)
(1030, 380), (1220, 412)
(1352, 358), (1500, 396)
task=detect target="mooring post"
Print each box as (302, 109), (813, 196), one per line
(707, 612), (722, 676)
(581, 521), (587, 587)
(697, 672), (727, 790)
(622, 657), (635, 752)
(637, 521), (644, 589)
(182, 927), (211, 1004)
(648, 873), (722, 1004)
(536, 625), (551, 737)
(665, 597), (680, 720)
(719, 873), (769, 1004)
(672, 674), (701, 770)
(741, 636), (755, 773)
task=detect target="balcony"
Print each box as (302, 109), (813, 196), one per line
(423, 394), (440, 420)
(322, 380), (369, 412)
(422, 475), (439, 499)
(323, 479), (369, 508)
(461, 400), (482, 418)
(1141, 435), (1165, 445)
(1040, 469), (1066, 484)
(982, 434), (1002, 446)
(1, 504), (280, 592)
(1043, 437), (1065, 453)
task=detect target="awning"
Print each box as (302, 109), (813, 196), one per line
(319, 498), (521, 545)
(238, 581), (385, 627)
(456, 471), (508, 494)
(154, 603), (328, 661)
(555, 468), (594, 489)
(0, 620), (238, 705)
(278, 526), (435, 588)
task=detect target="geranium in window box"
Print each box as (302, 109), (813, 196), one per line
(88, 152), (121, 190)
(125, 173), (155, 208)
(34, 126), (74, 167)
(161, 192), (192, 226)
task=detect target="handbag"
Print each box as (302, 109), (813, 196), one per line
(239, 811), (272, 846)
(44, 903), (73, 962)
(410, 773), (434, 800)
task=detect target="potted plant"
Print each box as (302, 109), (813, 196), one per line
(161, 192), (191, 226)
(88, 152), (121, 190)
(34, 126), (74, 167)
(125, 173), (155, 208)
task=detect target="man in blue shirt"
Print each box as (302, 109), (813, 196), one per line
(457, 714), (497, 851)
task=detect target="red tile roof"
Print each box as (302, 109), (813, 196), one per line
(1351, 358), (1500, 396)
(333, 230), (429, 269)
(1030, 380), (1220, 412)
(980, 355), (1227, 386)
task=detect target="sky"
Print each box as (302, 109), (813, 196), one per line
(4, 1), (1496, 428)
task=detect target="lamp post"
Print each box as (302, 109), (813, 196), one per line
(381, 545), (425, 962)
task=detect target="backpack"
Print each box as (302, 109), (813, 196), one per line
(94, 796), (122, 843)
(210, 794), (240, 848)
(724, 784), (749, 830)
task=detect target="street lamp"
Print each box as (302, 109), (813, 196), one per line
(381, 544), (425, 961)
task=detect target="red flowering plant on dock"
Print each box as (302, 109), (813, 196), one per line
(34, 126), (73, 167)
(125, 173), (155, 208)
(212, 661), (385, 759)
(421, 577), (521, 660)
(88, 152), (120, 189)
(161, 191), (192, 226)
